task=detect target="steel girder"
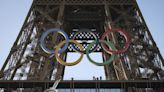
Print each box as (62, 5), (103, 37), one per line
(0, 0), (164, 92)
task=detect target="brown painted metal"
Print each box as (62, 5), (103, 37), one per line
(0, 0), (164, 91)
(0, 80), (163, 88)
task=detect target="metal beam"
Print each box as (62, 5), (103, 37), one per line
(0, 80), (163, 88)
(34, 0), (135, 5)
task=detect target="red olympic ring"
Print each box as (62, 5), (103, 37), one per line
(101, 28), (130, 54)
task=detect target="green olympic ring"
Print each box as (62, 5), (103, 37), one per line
(86, 40), (117, 66)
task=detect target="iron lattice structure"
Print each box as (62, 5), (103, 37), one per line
(0, 0), (164, 92)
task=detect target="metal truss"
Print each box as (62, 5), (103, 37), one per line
(0, 4), (35, 80)
(0, 0), (164, 92)
(34, 0), (135, 5)
(0, 80), (164, 92)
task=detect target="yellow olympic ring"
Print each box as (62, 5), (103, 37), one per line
(55, 40), (84, 66)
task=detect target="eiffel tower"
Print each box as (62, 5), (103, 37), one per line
(0, 0), (164, 92)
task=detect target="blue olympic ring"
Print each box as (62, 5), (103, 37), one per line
(40, 28), (69, 54)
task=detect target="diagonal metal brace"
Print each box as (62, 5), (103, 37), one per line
(35, 8), (56, 24)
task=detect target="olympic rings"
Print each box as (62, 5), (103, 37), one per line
(86, 40), (117, 66)
(55, 40), (84, 66)
(71, 29), (99, 54)
(40, 28), (69, 54)
(101, 28), (130, 54)
(40, 28), (130, 66)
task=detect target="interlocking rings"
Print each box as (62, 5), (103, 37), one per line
(55, 40), (84, 66)
(40, 28), (69, 54)
(40, 28), (130, 66)
(101, 28), (130, 54)
(86, 40), (117, 66)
